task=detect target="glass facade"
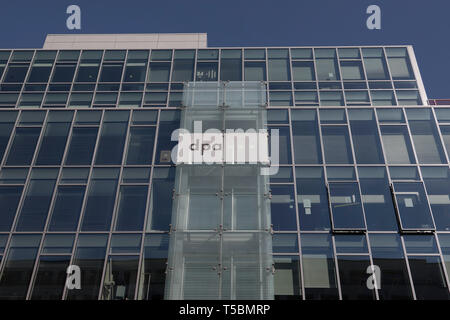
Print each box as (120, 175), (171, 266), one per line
(0, 45), (448, 300)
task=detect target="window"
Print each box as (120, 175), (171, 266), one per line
(95, 112), (129, 165)
(292, 61), (315, 81)
(220, 50), (242, 81)
(301, 234), (339, 300)
(4, 64), (29, 83)
(0, 186), (23, 231)
(328, 182), (365, 230)
(270, 185), (297, 231)
(380, 126), (416, 164)
(172, 50), (195, 82)
(31, 255), (71, 300)
(273, 256), (302, 300)
(0, 112), (16, 162)
(99, 63), (123, 82)
(244, 62), (266, 81)
(102, 256), (139, 300)
(348, 109), (384, 164)
(67, 234), (108, 300)
(321, 126), (353, 164)
(0, 235), (41, 299)
(148, 62), (171, 82)
(15, 169), (58, 231)
(147, 167), (175, 231)
(75, 63), (100, 82)
(268, 49), (290, 81)
(296, 167), (330, 231)
(421, 167), (450, 231)
(27, 63), (52, 83)
(48, 186), (86, 231)
(65, 127), (98, 165)
(115, 186), (148, 231)
(6, 127), (41, 165)
(385, 48), (414, 80)
(125, 127), (155, 165)
(81, 168), (119, 231)
(51, 64), (76, 82)
(340, 61), (364, 80)
(196, 62), (218, 81)
(392, 182), (434, 230)
(362, 48), (389, 80)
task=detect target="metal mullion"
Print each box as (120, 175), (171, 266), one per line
(42, 53), (58, 97)
(62, 109), (105, 299)
(434, 233), (450, 296)
(331, 235), (343, 300)
(97, 234), (113, 300)
(372, 107), (389, 167)
(381, 47), (399, 106)
(400, 236), (417, 299)
(335, 49), (347, 107)
(287, 108), (305, 299)
(134, 110), (162, 299)
(358, 48), (373, 106)
(69, 50), (82, 95)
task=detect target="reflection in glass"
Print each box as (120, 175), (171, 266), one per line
(48, 186), (85, 231)
(380, 126), (416, 164)
(321, 126), (353, 164)
(65, 127), (98, 165)
(270, 185), (297, 231)
(337, 255), (376, 300)
(0, 186), (23, 231)
(6, 127), (41, 165)
(115, 185), (148, 231)
(102, 256), (139, 300)
(273, 256), (302, 300)
(328, 182), (365, 230)
(31, 255), (71, 300)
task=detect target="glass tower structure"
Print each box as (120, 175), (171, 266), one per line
(0, 38), (449, 300)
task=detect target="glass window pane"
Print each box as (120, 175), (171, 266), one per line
(31, 255), (71, 300)
(404, 235), (439, 254)
(340, 61), (364, 80)
(301, 234), (339, 300)
(15, 169), (58, 231)
(362, 48), (389, 80)
(172, 51), (194, 82)
(148, 62), (170, 82)
(95, 122), (128, 165)
(0, 186), (23, 231)
(137, 234), (169, 300)
(48, 186), (85, 231)
(67, 234), (108, 300)
(147, 167), (176, 231)
(292, 61), (315, 81)
(51, 64), (76, 82)
(385, 48), (414, 80)
(75, 64), (100, 82)
(125, 127), (155, 165)
(335, 234), (368, 254)
(155, 111), (180, 164)
(358, 167), (397, 231)
(4, 65), (29, 83)
(296, 167), (330, 231)
(65, 127), (98, 165)
(115, 186), (148, 231)
(0, 234), (41, 300)
(99, 63), (123, 82)
(81, 169), (119, 231)
(42, 234), (75, 254)
(408, 255), (450, 300)
(273, 255), (302, 300)
(393, 181), (434, 230)
(196, 62), (218, 81)
(220, 58), (242, 81)
(348, 109), (384, 164)
(329, 182), (365, 230)
(124, 64), (146, 82)
(321, 126), (353, 164)
(337, 255), (376, 300)
(6, 127), (41, 165)
(369, 234), (413, 300)
(422, 167), (450, 231)
(380, 126), (416, 164)
(244, 62), (266, 81)
(440, 125), (450, 157)
(0, 120), (15, 164)
(316, 59), (340, 81)
(270, 185), (296, 231)
(35, 122), (71, 165)
(27, 64), (52, 83)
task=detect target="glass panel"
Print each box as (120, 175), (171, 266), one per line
(122, 167), (151, 183)
(0, 186), (23, 231)
(35, 122), (71, 165)
(273, 234), (298, 253)
(362, 48), (389, 80)
(348, 109), (384, 164)
(406, 109), (446, 164)
(95, 122), (128, 165)
(369, 234), (413, 300)
(301, 234), (339, 300)
(340, 61), (364, 80)
(296, 167), (330, 231)
(115, 185), (148, 231)
(271, 126), (291, 164)
(335, 234), (368, 254)
(42, 234), (75, 254)
(422, 167), (450, 231)
(440, 125), (450, 157)
(329, 182), (365, 230)
(137, 234), (169, 300)
(65, 127), (98, 165)
(172, 51), (194, 82)
(385, 48), (414, 80)
(125, 127), (155, 165)
(81, 169), (119, 231)
(6, 127), (41, 165)
(147, 167), (175, 231)
(99, 63), (123, 82)
(316, 59), (340, 81)
(31, 255), (71, 300)
(15, 169), (58, 231)
(51, 64), (76, 82)
(273, 256), (302, 300)
(48, 186), (85, 231)
(244, 62), (266, 81)
(393, 182), (434, 230)
(358, 167), (397, 231)
(27, 64), (52, 83)
(380, 126), (416, 164)
(337, 255), (376, 300)
(148, 62), (170, 82)
(102, 256), (139, 300)
(270, 185), (296, 231)
(321, 126), (353, 164)
(67, 234), (108, 300)
(220, 55), (242, 81)
(292, 61), (315, 81)
(319, 91), (344, 106)
(0, 234), (41, 300)
(4, 65), (29, 83)
(408, 255), (450, 300)
(196, 62), (218, 81)
(75, 63), (100, 82)
(155, 111), (180, 164)
(404, 235), (439, 254)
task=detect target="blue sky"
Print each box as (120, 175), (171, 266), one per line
(0, 0), (448, 98)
